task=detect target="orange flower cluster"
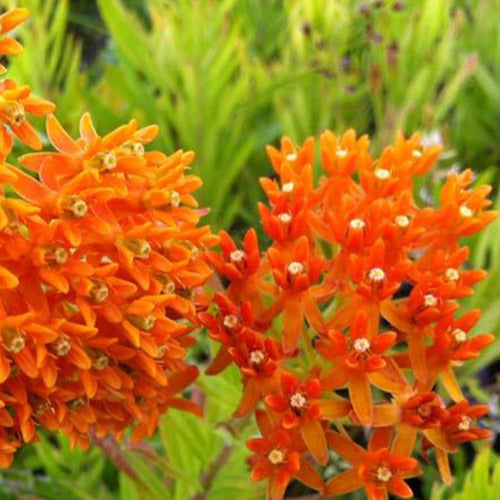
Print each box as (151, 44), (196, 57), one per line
(0, 9), (216, 467)
(202, 131), (497, 499)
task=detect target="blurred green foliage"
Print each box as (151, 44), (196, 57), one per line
(0, 0), (498, 499)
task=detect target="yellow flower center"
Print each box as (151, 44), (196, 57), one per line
(69, 398), (85, 411)
(127, 314), (156, 331)
(230, 249), (245, 264)
(395, 215), (410, 228)
(423, 294), (438, 308)
(417, 404), (432, 418)
(89, 279), (109, 302)
(287, 261), (304, 276)
(278, 213), (292, 224)
(51, 334), (71, 356)
(63, 196), (88, 218)
(459, 205), (473, 218)
(452, 328), (466, 343)
(249, 350), (265, 365)
(2, 327), (25, 353)
(350, 218), (365, 229)
(92, 352), (109, 370)
(156, 345), (167, 358)
(290, 392), (307, 409)
(376, 466), (392, 482)
(169, 190), (181, 208)
(3, 101), (25, 127)
(32, 398), (52, 417)
(282, 182), (295, 193)
(92, 151), (117, 172)
(268, 449), (285, 465)
(375, 168), (391, 180)
(458, 416), (471, 431)
(336, 148), (348, 158)
(412, 149), (423, 158)
(45, 246), (68, 265)
(368, 267), (386, 283)
(123, 238), (151, 259)
(155, 273), (176, 294)
(223, 314), (239, 330)
(122, 140), (145, 156)
(353, 337), (370, 353)
(445, 268), (460, 282)
(285, 153), (297, 162)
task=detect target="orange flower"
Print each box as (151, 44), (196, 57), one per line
(265, 371), (350, 464)
(230, 330), (282, 417)
(0, 79), (55, 158)
(422, 400), (491, 485)
(266, 236), (327, 352)
(247, 409), (323, 500)
(198, 292), (268, 375)
(326, 430), (419, 500)
(371, 391), (450, 456)
(318, 310), (405, 426)
(205, 229), (266, 310)
(421, 311), (493, 400)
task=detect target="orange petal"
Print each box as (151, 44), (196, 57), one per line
(321, 366), (349, 391)
(12, 120), (42, 150)
(0, 38), (24, 55)
(300, 419), (328, 465)
(436, 448), (453, 485)
(423, 428), (457, 453)
(440, 364), (463, 402)
(407, 333), (428, 382)
(283, 296), (303, 353)
(234, 379), (261, 418)
(168, 397), (203, 417)
(326, 431), (366, 466)
(368, 358), (410, 396)
(316, 398), (351, 419)
(391, 424), (417, 456)
(205, 347), (233, 375)
(267, 475), (288, 500)
(325, 469), (363, 496)
(0, 265), (18, 289)
(372, 403), (400, 427)
(348, 372), (373, 426)
(368, 427), (392, 451)
(79, 112), (98, 142)
(0, 8), (29, 32)
(46, 114), (82, 155)
(295, 457), (324, 491)
(388, 478), (414, 498)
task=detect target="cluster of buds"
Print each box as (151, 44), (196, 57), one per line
(202, 131), (496, 499)
(0, 9), (216, 467)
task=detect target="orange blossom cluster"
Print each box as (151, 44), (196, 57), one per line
(202, 131), (497, 499)
(0, 8), (216, 467)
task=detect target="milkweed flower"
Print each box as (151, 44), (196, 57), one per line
(0, 9), (216, 467)
(204, 130), (496, 498)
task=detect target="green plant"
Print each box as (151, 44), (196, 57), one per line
(431, 448), (500, 500)
(451, 0), (500, 169)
